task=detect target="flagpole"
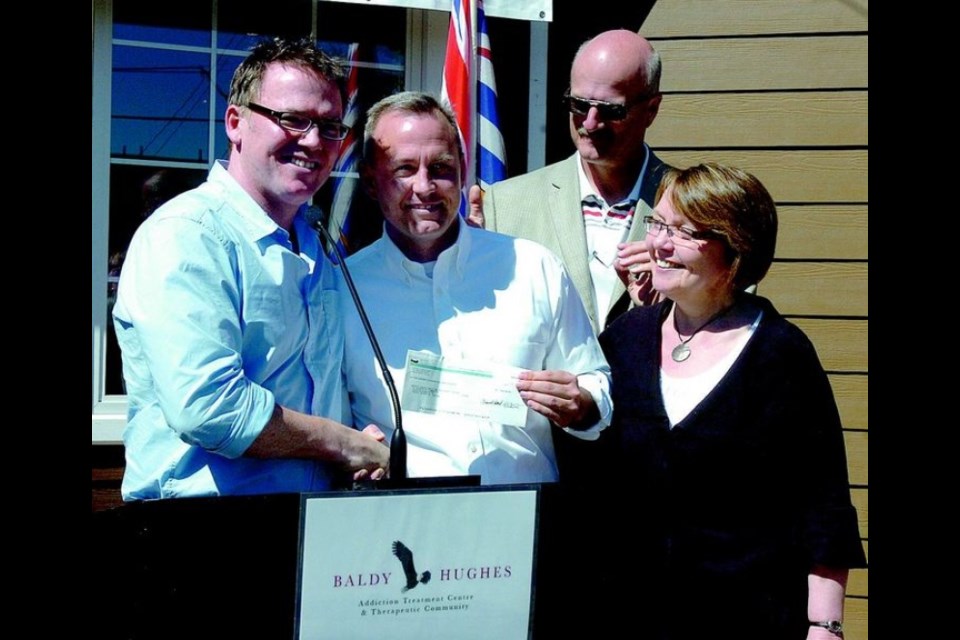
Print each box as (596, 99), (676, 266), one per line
(468, 0), (478, 191)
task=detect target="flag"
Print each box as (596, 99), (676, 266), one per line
(327, 42), (362, 262)
(440, 0), (474, 216)
(441, 0), (507, 211)
(440, 0), (473, 171)
(477, 0), (506, 189)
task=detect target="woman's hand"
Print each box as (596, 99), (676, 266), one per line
(615, 240), (660, 306)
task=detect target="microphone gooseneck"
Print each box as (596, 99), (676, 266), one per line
(305, 206), (407, 481)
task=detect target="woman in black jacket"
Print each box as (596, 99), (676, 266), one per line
(597, 163), (865, 640)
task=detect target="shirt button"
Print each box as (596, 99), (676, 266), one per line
(469, 444), (478, 454)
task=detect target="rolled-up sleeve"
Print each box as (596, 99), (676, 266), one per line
(115, 214), (274, 458)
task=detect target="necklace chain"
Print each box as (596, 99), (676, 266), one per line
(670, 303), (734, 363)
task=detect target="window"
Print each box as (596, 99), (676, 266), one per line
(92, 0), (419, 442)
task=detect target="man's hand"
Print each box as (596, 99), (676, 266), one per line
(516, 370), (599, 429)
(348, 424), (390, 481)
(614, 240), (660, 307)
(246, 405), (389, 481)
(466, 184), (485, 228)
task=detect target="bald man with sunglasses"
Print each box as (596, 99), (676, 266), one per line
(472, 29), (670, 335)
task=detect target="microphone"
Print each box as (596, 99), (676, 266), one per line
(304, 206), (407, 481)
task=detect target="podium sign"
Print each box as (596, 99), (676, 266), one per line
(295, 487), (539, 639)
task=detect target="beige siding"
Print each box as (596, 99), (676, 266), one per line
(655, 36), (868, 92)
(845, 597), (869, 640)
(642, 0), (868, 37)
(851, 488), (868, 539)
(777, 206), (868, 260)
(830, 374), (868, 430)
(792, 319), (867, 372)
(844, 431), (868, 486)
(643, 2), (868, 636)
(651, 91), (868, 148)
(762, 262), (867, 317)
(848, 541), (869, 596)
(658, 149), (868, 202)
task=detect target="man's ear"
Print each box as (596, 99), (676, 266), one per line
(225, 104), (244, 148)
(643, 93), (663, 128)
(360, 160), (379, 201)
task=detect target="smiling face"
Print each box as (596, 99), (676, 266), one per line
(647, 186), (733, 307)
(363, 110), (464, 262)
(225, 62), (342, 227)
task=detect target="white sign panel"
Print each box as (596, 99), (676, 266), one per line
(296, 488), (539, 639)
(321, 0), (553, 22)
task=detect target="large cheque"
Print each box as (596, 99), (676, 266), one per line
(400, 350), (529, 427)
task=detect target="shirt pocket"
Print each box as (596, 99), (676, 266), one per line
(242, 284), (298, 357)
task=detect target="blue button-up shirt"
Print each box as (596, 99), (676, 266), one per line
(113, 161), (347, 499)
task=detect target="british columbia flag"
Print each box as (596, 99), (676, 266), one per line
(440, 0), (507, 213)
(327, 42), (361, 261)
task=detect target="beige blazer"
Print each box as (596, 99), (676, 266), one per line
(484, 152), (669, 334)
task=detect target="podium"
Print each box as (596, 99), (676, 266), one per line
(91, 483), (605, 639)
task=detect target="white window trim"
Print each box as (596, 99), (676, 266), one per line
(92, 0), (119, 443)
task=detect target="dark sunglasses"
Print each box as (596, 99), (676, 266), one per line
(562, 89), (656, 121)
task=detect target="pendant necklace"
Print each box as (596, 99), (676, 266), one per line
(670, 303), (735, 363)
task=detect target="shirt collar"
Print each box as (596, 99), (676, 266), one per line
(208, 160), (299, 245)
(576, 143), (650, 209)
(378, 217), (470, 281)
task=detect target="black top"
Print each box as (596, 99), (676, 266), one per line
(595, 296), (866, 639)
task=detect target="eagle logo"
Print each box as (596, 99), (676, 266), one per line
(392, 540), (431, 593)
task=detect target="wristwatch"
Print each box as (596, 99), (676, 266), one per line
(809, 620), (843, 637)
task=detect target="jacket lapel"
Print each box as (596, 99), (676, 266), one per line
(604, 151), (671, 325)
(549, 156), (598, 330)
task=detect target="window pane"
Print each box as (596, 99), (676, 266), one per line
(113, 0), (211, 47)
(112, 45), (212, 163)
(214, 54), (245, 163)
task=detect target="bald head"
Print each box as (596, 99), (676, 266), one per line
(572, 30), (660, 99)
(566, 30), (663, 187)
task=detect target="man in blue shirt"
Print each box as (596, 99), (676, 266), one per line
(113, 38), (389, 499)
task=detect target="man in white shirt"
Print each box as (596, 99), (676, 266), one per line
(340, 92), (611, 484)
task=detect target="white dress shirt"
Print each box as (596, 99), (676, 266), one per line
(340, 221), (612, 484)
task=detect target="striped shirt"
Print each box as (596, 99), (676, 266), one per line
(577, 145), (650, 328)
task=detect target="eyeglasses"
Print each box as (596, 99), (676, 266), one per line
(246, 102), (350, 141)
(643, 215), (719, 247)
(562, 90), (656, 121)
